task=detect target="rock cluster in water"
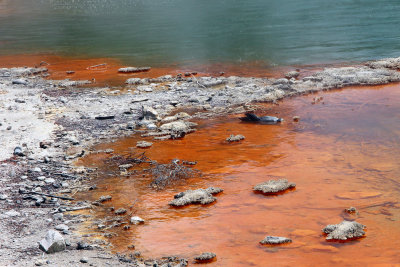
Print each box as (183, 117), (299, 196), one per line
(253, 179), (296, 194)
(322, 220), (366, 241)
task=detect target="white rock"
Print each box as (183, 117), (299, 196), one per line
(130, 216), (145, 225)
(39, 229), (66, 253)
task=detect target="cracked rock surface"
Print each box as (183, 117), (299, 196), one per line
(169, 187), (223, 206)
(322, 220), (366, 241)
(253, 179), (296, 194)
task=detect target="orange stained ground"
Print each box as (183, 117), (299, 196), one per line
(77, 83), (400, 266)
(0, 53), (340, 87)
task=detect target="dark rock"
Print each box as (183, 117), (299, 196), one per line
(95, 115), (115, 120)
(77, 241), (92, 250)
(13, 146), (24, 156)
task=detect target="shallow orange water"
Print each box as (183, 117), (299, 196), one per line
(78, 84), (400, 266)
(0, 53), (332, 87)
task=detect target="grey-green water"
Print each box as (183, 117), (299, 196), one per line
(1, 0), (400, 67)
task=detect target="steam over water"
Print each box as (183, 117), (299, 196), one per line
(1, 0), (400, 67)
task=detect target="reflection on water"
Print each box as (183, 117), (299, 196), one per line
(1, 0), (400, 67)
(77, 84), (400, 266)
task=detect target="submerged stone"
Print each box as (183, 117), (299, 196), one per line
(253, 179), (296, 194)
(226, 134), (245, 142)
(169, 187), (223, 206)
(322, 220), (366, 241)
(260, 236), (292, 245)
(194, 252), (216, 262)
(137, 141), (153, 148)
(118, 66), (151, 73)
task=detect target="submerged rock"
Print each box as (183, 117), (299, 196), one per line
(118, 66), (151, 73)
(169, 187), (223, 206)
(253, 179), (296, 194)
(322, 220), (366, 241)
(137, 141), (153, 148)
(194, 252), (216, 262)
(226, 134), (245, 142)
(39, 230), (66, 254)
(260, 236), (292, 245)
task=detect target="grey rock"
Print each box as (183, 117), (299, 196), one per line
(130, 216), (145, 225)
(169, 187), (223, 206)
(80, 257), (89, 263)
(58, 80), (91, 87)
(97, 195), (112, 203)
(55, 224), (69, 232)
(159, 121), (190, 133)
(194, 252), (216, 262)
(44, 178), (55, 184)
(33, 167), (42, 173)
(285, 71), (300, 79)
(118, 66), (151, 73)
(125, 78), (143, 85)
(322, 220), (366, 241)
(115, 208), (127, 215)
(137, 141), (153, 148)
(34, 259), (46, 266)
(0, 194), (7, 200)
(253, 179), (296, 194)
(39, 230), (66, 253)
(260, 236), (292, 245)
(226, 134), (245, 142)
(53, 213), (64, 221)
(12, 78), (28, 85)
(141, 106), (159, 120)
(5, 210), (21, 217)
(367, 56), (400, 70)
(119, 164), (133, 170)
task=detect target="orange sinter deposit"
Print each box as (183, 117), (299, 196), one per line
(76, 83), (400, 266)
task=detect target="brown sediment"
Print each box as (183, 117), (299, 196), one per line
(75, 83), (400, 266)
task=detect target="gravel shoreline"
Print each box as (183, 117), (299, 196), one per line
(1, 57), (400, 266)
